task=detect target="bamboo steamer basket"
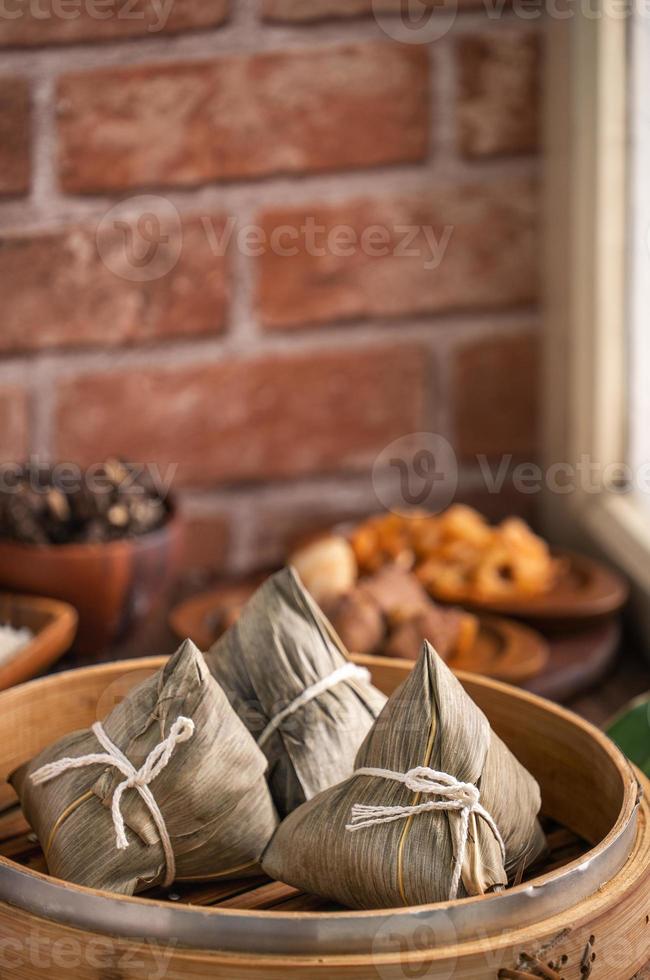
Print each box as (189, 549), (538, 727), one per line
(0, 654), (647, 980)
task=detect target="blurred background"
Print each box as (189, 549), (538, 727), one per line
(0, 2), (648, 745)
(0, 4), (540, 578)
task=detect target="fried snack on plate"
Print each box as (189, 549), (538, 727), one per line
(438, 504), (493, 549)
(349, 522), (381, 574)
(374, 513), (415, 568)
(471, 518), (558, 599)
(408, 513), (441, 559)
(474, 546), (555, 599)
(415, 558), (471, 602)
(350, 507), (558, 603)
(350, 514), (415, 574)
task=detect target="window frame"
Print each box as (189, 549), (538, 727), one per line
(542, 10), (650, 636)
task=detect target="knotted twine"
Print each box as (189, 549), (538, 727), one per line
(30, 716), (195, 887)
(257, 663), (371, 748)
(346, 765), (505, 900)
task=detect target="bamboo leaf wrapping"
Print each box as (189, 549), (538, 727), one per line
(11, 640), (278, 894)
(262, 641), (545, 908)
(206, 567), (387, 817)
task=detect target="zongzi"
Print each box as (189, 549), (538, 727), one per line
(262, 640), (544, 909)
(11, 640), (278, 895)
(205, 567), (387, 818)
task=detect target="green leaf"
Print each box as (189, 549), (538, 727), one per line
(606, 693), (650, 777)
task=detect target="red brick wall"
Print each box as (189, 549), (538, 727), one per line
(0, 5), (542, 583)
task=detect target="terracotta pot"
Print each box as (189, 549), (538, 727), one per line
(0, 511), (183, 655)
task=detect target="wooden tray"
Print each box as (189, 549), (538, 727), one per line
(526, 619), (622, 703)
(428, 549), (629, 627)
(0, 594), (78, 692)
(0, 657), (645, 978)
(169, 582), (549, 685)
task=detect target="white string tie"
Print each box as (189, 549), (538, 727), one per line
(346, 765), (505, 900)
(31, 716), (195, 887)
(258, 663), (371, 748)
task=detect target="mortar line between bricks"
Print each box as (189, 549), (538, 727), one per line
(178, 459), (501, 509)
(0, 312), (541, 382)
(222, 199), (263, 351)
(430, 29), (460, 168)
(0, 9), (539, 75)
(0, 155), (541, 234)
(431, 327), (460, 451)
(29, 75), (58, 209)
(209, 489), (257, 576)
(179, 478), (381, 510)
(233, 0), (263, 32)
(182, 460), (533, 506)
(27, 360), (57, 460)
(425, 346), (444, 437)
(260, 9), (543, 38)
(229, 314), (545, 357)
(0, 20), (398, 75)
(0, 162), (436, 230)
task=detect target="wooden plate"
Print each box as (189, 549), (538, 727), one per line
(169, 581), (549, 685)
(169, 578), (266, 652)
(313, 524), (628, 627)
(420, 550), (628, 626)
(526, 619), (622, 704)
(447, 614), (548, 683)
(0, 593), (78, 691)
